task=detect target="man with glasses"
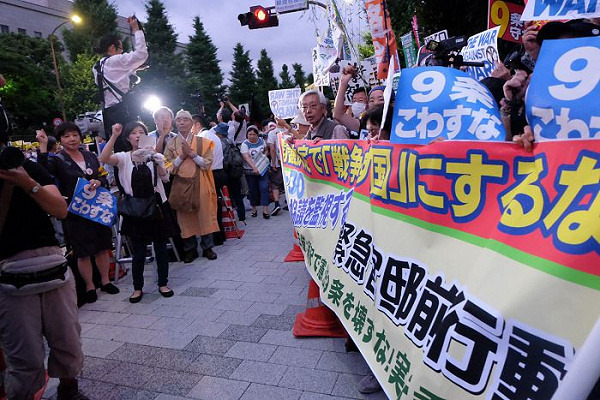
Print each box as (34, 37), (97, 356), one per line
(93, 16), (148, 146)
(299, 90), (348, 141)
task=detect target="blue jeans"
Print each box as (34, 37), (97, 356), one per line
(246, 172), (270, 207)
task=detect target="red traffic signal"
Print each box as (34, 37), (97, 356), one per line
(238, 5), (279, 30)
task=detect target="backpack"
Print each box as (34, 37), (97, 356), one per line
(221, 138), (244, 179)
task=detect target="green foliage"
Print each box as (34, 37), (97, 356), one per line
(137, 0), (189, 117)
(0, 34), (58, 136)
(62, 53), (101, 119)
(255, 49), (278, 120)
(229, 43), (256, 108)
(292, 63), (306, 89)
(278, 64), (293, 89)
(186, 16), (224, 118)
(358, 31), (375, 60)
(62, 0), (119, 61)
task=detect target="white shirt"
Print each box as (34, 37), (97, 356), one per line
(200, 129), (223, 170)
(113, 152), (168, 202)
(148, 130), (177, 153)
(93, 31), (148, 108)
(228, 120), (247, 145)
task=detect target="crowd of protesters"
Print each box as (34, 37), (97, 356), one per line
(0, 11), (599, 400)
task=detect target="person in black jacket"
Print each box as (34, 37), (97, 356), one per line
(37, 122), (119, 304)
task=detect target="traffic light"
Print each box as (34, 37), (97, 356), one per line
(237, 6), (279, 30)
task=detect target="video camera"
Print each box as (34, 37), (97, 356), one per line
(215, 93), (229, 103)
(503, 48), (535, 75)
(425, 36), (485, 69)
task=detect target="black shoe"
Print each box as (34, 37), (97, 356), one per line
(183, 249), (199, 263)
(159, 287), (174, 297)
(202, 248), (217, 260)
(251, 211), (258, 218)
(100, 283), (120, 294)
(129, 291), (143, 303)
(57, 380), (90, 400)
(263, 213), (270, 219)
(271, 205), (281, 216)
(85, 290), (97, 304)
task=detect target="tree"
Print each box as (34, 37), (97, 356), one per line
(0, 34), (59, 136)
(255, 49), (278, 120)
(292, 63), (306, 89)
(228, 43), (256, 110)
(279, 64), (293, 89)
(62, 53), (102, 119)
(186, 16), (224, 118)
(137, 0), (189, 116)
(358, 31), (375, 60)
(62, 0), (119, 61)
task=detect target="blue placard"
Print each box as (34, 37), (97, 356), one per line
(526, 36), (600, 141)
(391, 67), (506, 144)
(68, 178), (117, 226)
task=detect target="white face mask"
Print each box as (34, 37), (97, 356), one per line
(351, 102), (367, 118)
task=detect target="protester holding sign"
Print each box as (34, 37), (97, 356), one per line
(99, 122), (176, 303)
(37, 122), (118, 304)
(333, 65), (385, 136)
(241, 125), (271, 219)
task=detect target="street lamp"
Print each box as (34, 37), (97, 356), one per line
(49, 14), (81, 121)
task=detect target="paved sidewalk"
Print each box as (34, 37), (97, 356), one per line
(42, 210), (388, 400)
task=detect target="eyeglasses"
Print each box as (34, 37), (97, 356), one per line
(300, 103), (320, 111)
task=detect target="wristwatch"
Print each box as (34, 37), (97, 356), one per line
(30, 183), (41, 194)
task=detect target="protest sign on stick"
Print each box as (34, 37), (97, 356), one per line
(463, 26), (501, 80)
(268, 88), (302, 119)
(488, 0), (526, 43)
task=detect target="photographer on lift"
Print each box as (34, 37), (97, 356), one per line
(93, 16), (148, 150)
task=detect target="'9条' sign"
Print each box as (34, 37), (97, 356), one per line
(391, 67), (506, 144)
(526, 36), (600, 141)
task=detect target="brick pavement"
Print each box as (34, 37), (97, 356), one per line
(42, 210), (388, 400)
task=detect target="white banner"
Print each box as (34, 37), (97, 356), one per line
(521, 0), (600, 21)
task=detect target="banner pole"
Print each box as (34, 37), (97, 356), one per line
(551, 317), (600, 400)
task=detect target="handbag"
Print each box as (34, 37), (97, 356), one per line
(0, 183), (70, 296)
(169, 170), (199, 212)
(253, 152), (270, 176)
(118, 159), (162, 220)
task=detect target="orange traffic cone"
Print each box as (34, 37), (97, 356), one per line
(284, 229), (304, 262)
(221, 186), (245, 239)
(293, 279), (347, 338)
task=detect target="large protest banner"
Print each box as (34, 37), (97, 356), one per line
(462, 26), (501, 80)
(279, 135), (600, 400)
(365, 0), (398, 79)
(488, 0), (525, 43)
(521, 0), (600, 21)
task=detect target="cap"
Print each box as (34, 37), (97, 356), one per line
(214, 122), (229, 135)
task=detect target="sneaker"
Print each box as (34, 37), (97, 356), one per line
(358, 373), (382, 394)
(100, 282), (120, 294)
(57, 380), (90, 400)
(271, 205), (281, 216)
(84, 290), (97, 304)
